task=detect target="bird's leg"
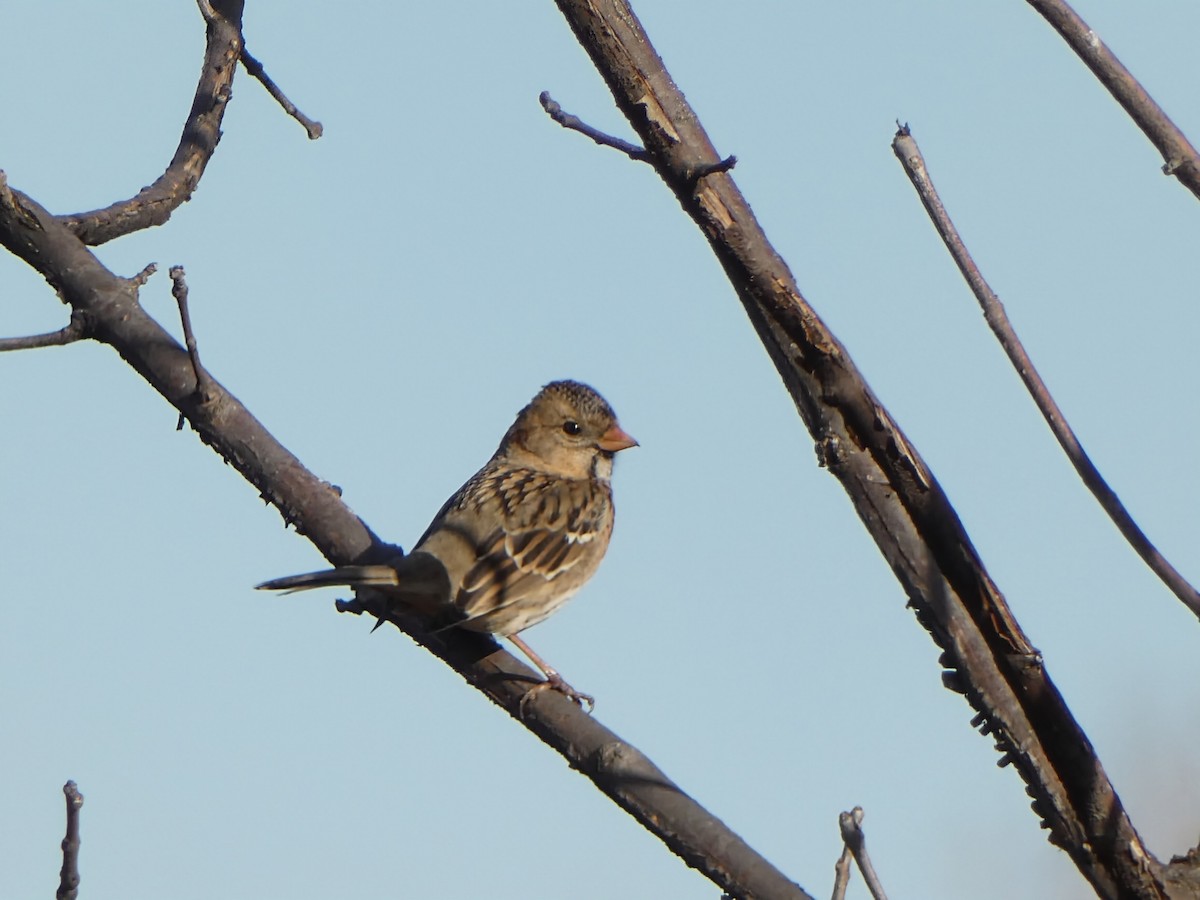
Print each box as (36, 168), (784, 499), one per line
(507, 634), (594, 714)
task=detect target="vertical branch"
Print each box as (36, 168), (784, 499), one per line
(56, 781), (84, 900)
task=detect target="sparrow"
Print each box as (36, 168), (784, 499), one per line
(256, 380), (637, 710)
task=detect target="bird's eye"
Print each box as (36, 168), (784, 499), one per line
(562, 420), (582, 436)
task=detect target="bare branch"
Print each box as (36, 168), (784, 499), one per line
(838, 808), (887, 900)
(831, 843), (853, 900)
(551, 1), (1165, 896)
(169, 265), (217, 431)
(241, 46), (323, 139)
(0, 179), (369, 563)
(57, 1), (320, 242)
(57, 0), (246, 245)
(0, 310), (89, 351)
(539, 92), (652, 161)
(892, 124), (1200, 620)
(56, 781), (83, 900)
(1025, 0), (1200, 199)
(169, 266), (215, 401)
(331, 593), (813, 900)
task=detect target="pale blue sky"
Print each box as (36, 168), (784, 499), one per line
(3, 3), (1199, 898)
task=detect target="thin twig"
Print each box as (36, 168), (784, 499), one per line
(838, 808), (888, 900)
(0, 311), (89, 351)
(830, 843), (853, 900)
(241, 47), (323, 139)
(893, 124), (1200, 620)
(169, 266), (216, 430)
(539, 92), (652, 161)
(56, 781), (84, 900)
(1025, 0), (1200, 200)
(691, 155), (738, 183)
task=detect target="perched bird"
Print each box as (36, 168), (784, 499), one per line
(257, 380), (637, 709)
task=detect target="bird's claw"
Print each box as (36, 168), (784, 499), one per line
(518, 673), (595, 717)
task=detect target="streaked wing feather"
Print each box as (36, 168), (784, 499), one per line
(451, 469), (610, 626)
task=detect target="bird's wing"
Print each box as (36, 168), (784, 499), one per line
(444, 468), (612, 629)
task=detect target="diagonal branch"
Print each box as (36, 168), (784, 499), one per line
(0, 172), (812, 900)
(892, 125), (1200, 620)
(550, 1), (1172, 897)
(1025, 0), (1200, 200)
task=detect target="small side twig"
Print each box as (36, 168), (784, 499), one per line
(838, 807), (888, 900)
(56, 781), (84, 900)
(240, 47), (323, 139)
(539, 91), (652, 161)
(893, 124), (1200, 621)
(169, 265), (216, 430)
(690, 154), (738, 183)
(0, 310), (89, 351)
(130, 262), (158, 287)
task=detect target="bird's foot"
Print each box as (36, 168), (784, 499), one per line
(518, 672), (595, 717)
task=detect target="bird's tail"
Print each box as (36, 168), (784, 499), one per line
(255, 565), (401, 594)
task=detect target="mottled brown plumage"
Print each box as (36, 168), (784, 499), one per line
(257, 380), (636, 709)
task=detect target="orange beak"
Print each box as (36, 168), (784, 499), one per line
(597, 423), (639, 453)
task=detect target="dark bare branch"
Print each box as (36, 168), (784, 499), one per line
(57, 0), (246, 245)
(241, 46), (323, 139)
(838, 808), (887, 900)
(892, 124), (1200, 620)
(540, 91), (651, 161)
(551, 1), (1165, 896)
(56, 781), (83, 900)
(0, 178), (368, 563)
(1025, 0), (1200, 199)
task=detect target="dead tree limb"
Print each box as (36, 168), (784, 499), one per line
(549, 0), (1179, 896)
